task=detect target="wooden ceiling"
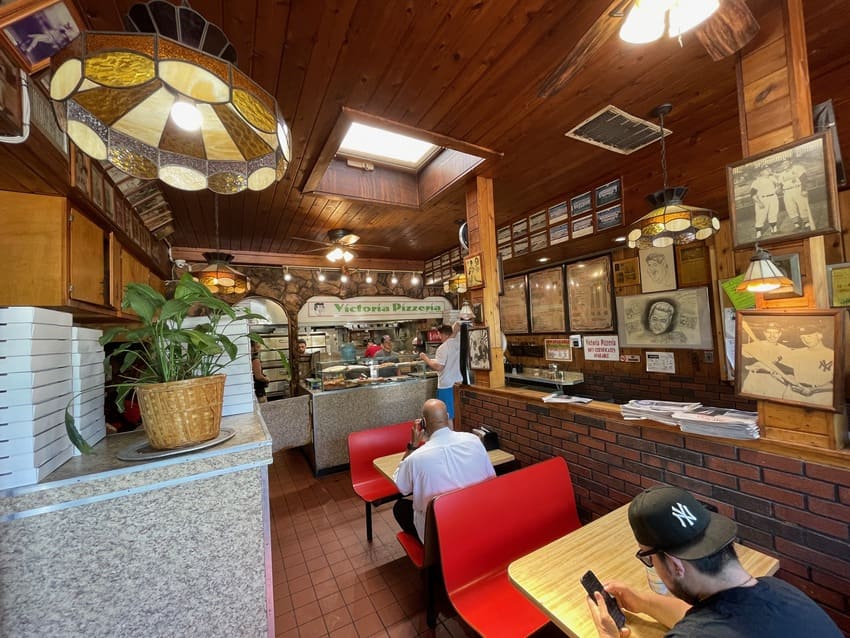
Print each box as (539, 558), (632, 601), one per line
(3, 0), (849, 268)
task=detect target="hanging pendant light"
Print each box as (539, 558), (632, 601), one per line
(197, 196), (249, 295)
(620, 0), (720, 44)
(627, 104), (719, 249)
(736, 245), (794, 293)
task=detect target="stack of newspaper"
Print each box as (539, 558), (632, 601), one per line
(620, 400), (702, 425)
(672, 407), (760, 440)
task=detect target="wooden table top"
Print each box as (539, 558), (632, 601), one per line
(508, 503), (780, 638)
(372, 448), (515, 481)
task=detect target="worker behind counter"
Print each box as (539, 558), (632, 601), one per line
(372, 335), (400, 363)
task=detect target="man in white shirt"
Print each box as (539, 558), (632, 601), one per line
(749, 165), (780, 239)
(419, 322), (461, 421)
(392, 399), (495, 542)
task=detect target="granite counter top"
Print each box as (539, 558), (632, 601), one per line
(1, 409), (272, 521)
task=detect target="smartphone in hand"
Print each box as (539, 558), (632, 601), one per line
(581, 570), (626, 629)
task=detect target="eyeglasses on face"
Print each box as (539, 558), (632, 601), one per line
(635, 548), (661, 568)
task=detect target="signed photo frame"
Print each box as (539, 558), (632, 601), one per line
(727, 132), (840, 249)
(613, 257), (640, 289)
(0, 0), (83, 73)
(468, 327), (491, 370)
(464, 253), (484, 290)
(736, 309), (844, 411)
(566, 255), (614, 332)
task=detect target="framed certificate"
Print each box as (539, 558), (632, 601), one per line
(500, 275), (529, 334)
(528, 266), (566, 333)
(566, 256), (614, 332)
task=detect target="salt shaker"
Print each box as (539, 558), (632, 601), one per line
(645, 565), (668, 595)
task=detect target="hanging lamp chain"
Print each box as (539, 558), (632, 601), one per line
(659, 109), (668, 194)
(214, 194), (220, 251)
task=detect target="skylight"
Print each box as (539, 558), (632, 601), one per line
(338, 122), (438, 169)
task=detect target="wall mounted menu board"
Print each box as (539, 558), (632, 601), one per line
(528, 266), (566, 333)
(566, 255), (614, 332)
(500, 275), (529, 334)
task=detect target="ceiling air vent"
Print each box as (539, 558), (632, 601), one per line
(565, 105), (670, 155)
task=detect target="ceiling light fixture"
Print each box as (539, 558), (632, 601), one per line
(326, 247), (355, 263)
(410, 273), (420, 285)
(365, 272), (374, 284)
(620, 0), (719, 44)
(340, 272), (349, 284)
(317, 269), (326, 282)
(627, 104), (719, 249)
(49, 0), (291, 194)
(736, 245), (794, 293)
(390, 272), (398, 285)
(197, 195), (249, 295)
(283, 266), (292, 282)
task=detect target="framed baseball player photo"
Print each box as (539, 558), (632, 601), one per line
(735, 309), (844, 412)
(727, 132), (840, 249)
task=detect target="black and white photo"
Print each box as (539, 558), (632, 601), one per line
(727, 132), (840, 248)
(639, 245), (676, 293)
(1, 1), (81, 72)
(594, 177), (621, 208)
(468, 327), (491, 370)
(570, 191), (592, 217)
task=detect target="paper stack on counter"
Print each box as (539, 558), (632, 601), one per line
(542, 392), (592, 404)
(672, 407), (760, 440)
(620, 400), (702, 425)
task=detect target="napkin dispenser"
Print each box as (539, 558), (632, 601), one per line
(472, 427), (499, 451)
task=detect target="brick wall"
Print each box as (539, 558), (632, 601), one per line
(460, 388), (850, 634)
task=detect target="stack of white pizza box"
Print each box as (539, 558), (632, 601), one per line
(184, 317), (254, 416)
(70, 326), (106, 455)
(0, 307), (74, 490)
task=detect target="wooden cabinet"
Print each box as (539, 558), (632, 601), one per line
(0, 190), (162, 318)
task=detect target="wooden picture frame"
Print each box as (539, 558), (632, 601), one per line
(566, 255), (614, 332)
(0, 45), (23, 135)
(826, 262), (850, 307)
(616, 287), (714, 349)
(675, 243), (711, 287)
(468, 327), (491, 370)
(727, 132), (840, 249)
(639, 245), (676, 293)
(71, 145), (89, 196)
(613, 257), (640, 289)
(570, 191), (592, 217)
(736, 309), (844, 412)
(544, 338), (573, 362)
(464, 253), (484, 290)
(0, 0), (83, 73)
(90, 165), (104, 210)
(528, 266), (566, 333)
(102, 181), (115, 220)
(594, 177), (621, 208)
(500, 274), (529, 334)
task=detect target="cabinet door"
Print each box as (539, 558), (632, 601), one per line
(69, 208), (107, 305)
(119, 248), (150, 315)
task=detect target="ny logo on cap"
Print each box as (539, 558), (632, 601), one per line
(671, 502), (697, 528)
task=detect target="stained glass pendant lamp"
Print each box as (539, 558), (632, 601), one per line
(49, 0), (291, 194)
(627, 104), (719, 249)
(197, 196), (249, 295)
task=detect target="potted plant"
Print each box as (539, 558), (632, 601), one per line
(66, 274), (265, 453)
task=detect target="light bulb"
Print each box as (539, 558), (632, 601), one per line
(410, 273), (420, 285)
(365, 272), (374, 284)
(327, 247), (343, 262)
(283, 267), (292, 282)
(318, 270), (326, 282)
(619, 0), (667, 44)
(342, 250), (354, 263)
(668, 0), (719, 37)
(340, 273), (349, 283)
(170, 101), (202, 131)
(390, 272), (398, 285)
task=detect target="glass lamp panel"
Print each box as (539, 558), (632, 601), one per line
(159, 60), (230, 103)
(86, 51), (155, 87)
(652, 235), (675, 248)
(111, 87), (175, 146)
(51, 58), (83, 100)
(619, 0), (667, 43)
(232, 88), (276, 134)
(159, 164), (207, 190)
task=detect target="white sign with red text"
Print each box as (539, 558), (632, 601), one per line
(583, 335), (620, 361)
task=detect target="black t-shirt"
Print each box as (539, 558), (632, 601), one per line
(666, 577), (841, 638)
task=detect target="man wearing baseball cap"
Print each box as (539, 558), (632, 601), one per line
(587, 486), (841, 637)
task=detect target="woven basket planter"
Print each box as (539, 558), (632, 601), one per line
(136, 374), (226, 450)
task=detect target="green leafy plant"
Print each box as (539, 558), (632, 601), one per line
(66, 274), (266, 453)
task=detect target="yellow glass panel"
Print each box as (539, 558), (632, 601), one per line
(158, 38), (230, 84)
(199, 104), (242, 160)
(208, 172), (247, 194)
(247, 167), (276, 191)
(75, 82), (162, 126)
(112, 87), (174, 146)
(159, 165), (207, 191)
(108, 147), (158, 179)
(232, 89), (276, 134)
(86, 52), (155, 87)
(213, 104), (273, 161)
(159, 60), (230, 103)
(51, 58), (83, 100)
(87, 33), (155, 56)
(67, 121), (107, 160)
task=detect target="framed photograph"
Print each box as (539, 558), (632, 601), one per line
(595, 203), (623, 232)
(498, 243), (512, 261)
(469, 327), (491, 371)
(500, 275), (529, 334)
(0, 46), (22, 135)
(675, 243), (710, 288)
(613, 257), (640, 289)
(90, 166), (104, 210)
(544, 338), (573, 362)
(472, 302), (483, 325)
(464, 253), (484, 289)
(71, 145), (89, 196)
(566, 255), (614, 332)
(529, 209), (547, 233)
(827, 262), (850, 307)
(616, 287), (714, 349)
(594, 177), (622, 208)
(528, 266), (566, 333)
(570, 191), (592, 217)
(529, 231), (548, 252)
(549, 221), (569, 245)
(548, 201), (568, 225)
(571, 214), (593, 238)
(512, 218), (528, 239)
(736, 309), (844, 411)
(639, 245), (676, 293)
(497, 226), (512, 245)
(102, 181), (115, 220)
(513, 235), (529, 257)
(0, 0), (83, 73)
(727, 131), (840, 248)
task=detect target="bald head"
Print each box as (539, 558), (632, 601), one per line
(422, 399), (450, 434)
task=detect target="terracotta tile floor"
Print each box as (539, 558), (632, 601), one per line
(268, 448), (479, 638)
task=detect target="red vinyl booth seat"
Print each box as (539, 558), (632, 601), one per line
(433, 456), (582, 637)
(347, 421), (415, 542)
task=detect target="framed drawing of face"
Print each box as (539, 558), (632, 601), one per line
(617, 288), (713, 349)
(639, 245), (676, 293)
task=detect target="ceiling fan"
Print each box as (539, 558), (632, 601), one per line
(292, 228), (391, 262)
(538, 0), (759, 98)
